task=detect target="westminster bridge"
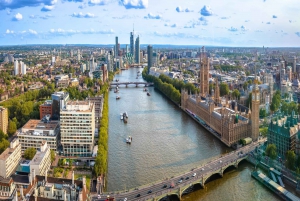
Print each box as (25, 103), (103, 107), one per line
(109, 82), (154, 88)
(92, 141), (262, 201)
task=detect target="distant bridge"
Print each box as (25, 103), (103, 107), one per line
(92, 142), (261, 201)
(110, 82), (154, 87)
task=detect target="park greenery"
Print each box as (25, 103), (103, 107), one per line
(0, 87), (55, 135)
(142, 67), (199, 104)
(50, 150), (55, 163)
(0, 129), (10, 154)
(265, 144), (277, 160)
(220, 82), (229, 97)
(213, 65), (243, 72)
(259, 127), (268, 137)
(24, 147), (37, 160)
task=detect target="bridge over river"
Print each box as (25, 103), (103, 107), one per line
(110, 82), (154, 88)
(92, 141), (262, 201)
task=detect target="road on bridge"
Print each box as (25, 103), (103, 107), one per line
(93, 141), (262, 201)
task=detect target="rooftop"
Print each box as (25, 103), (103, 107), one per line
(0, 142), (20, 160)
(29, 146), (49, 166)
(22, 119), (59, 131)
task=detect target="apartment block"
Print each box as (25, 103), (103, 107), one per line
(29, 141), (51, 176)
(51, 91), (69, 120)
(39, 100), (52, 119)
(0, 138), (21, 178)
(87, 95), (103, 130)
(17, 119), (59, 152)
(60, 100), (95, 157)
(0, 106), (8, 134)
(0, 177), (17, 201)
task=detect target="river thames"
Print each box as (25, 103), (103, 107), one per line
(106, 67), (279, 201)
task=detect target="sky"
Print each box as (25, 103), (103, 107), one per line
(0, 0), (300, 47)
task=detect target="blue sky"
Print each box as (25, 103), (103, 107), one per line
(0, 0), (300, 46)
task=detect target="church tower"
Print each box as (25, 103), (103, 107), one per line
(214, 78), (220, 104)
(251, 77), (260, 141)
(199, 46), (209, 97)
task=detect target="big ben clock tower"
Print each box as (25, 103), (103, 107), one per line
(251, 77), (260, 141)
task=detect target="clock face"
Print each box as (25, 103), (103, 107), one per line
(256, 94), (260, 100)
(252, 94), (255, 100)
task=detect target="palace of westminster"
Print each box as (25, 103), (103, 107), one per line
(181, 48), (300, 155)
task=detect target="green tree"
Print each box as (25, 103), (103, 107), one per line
(220, 83), (229, 96)
(286, 150), (296, 170)
(270, 91), (281, 113)
(24, 147), (37, 160)
(259, 108), (267, 118)
(259, 127), (268, 137)
(7, 120), (17, 136)
(243, 82), (248, 91)
(0, 139), (10, 154)
(50, 150), (56, 163)
(0, 129), (6, 140)
(232, 89), (240, 100)
(265, 144), (277, 160)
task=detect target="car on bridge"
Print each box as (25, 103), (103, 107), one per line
(148, 190), (152, 194)
(136, 194), (140, 198)
(163, 184), (167, 188)
(192, 173), (197, 177)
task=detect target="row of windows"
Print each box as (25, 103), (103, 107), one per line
(61, 114), (92, 116)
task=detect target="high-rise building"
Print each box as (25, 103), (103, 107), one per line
(130, 32), (134, 57)
(147, 45), (153, 74)
(60, 100), (95, 157)
(251, 77), (260, 141)
(39, 100), (52, 119)
(135, 36), (140, 64)
(126, 44), (129, 54)
(199, 48), (209, 96)
(115, 36), (119, 58)
(20, 61), (26, 75)
(51, 91), (70, 120)
(14, 59), (19, 75)
(0, 106), (8, 134)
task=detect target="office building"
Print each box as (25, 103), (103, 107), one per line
(81, 63), (86, 73)
(268, 111), (299, 156)
(29, 141), (51, 176)
(147, 45), (153, 74)
(115, 36), (119, 58)
(88, 95), (103, 131)
(135, 36), (140, 64)
(0, 106), (8, 134)
(17, 119), (60, 152)
(60, 100), (95, 157)
(39, 100), (52, 119)
(51, 91), (70, 120)
(130, 31), (134, 57)
(14, 59), (19, 75)
(0, 138), (21, 178)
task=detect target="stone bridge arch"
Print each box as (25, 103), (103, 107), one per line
(203, 172), (223, 185)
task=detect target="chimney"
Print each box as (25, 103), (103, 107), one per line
(20, 185), (24, 199)
(82, 176), (86, 191)
(64, 190), (67, 201)
(29, 173), (32, 185)
(32, 169), (35, 185)
(78, 191), (83, 201)
(45, 171), (47, 183)
(34, 186), (38, 201)
(72, 171), (74, 186)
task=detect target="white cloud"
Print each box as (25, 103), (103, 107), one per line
(49, 28), (114, 36)
(0, 0), (58, 10)
(41, 5), (55, 12)
(200, 5), (213, 16)
(144, 13), (162, 19)
(71, 12), (96, 18)
(228, 27), (238, 32)
(199, 17), (207, 22)
(221, 17), (229, 19)
(28, 29), (38, 35)
(273, 15), (277, 18)
(88, 0), (107, 6)
(176, 6), (193, 12)
(170, 24), (176, 28)
(176, 6), (183, 12)
(296, 32), (300, 37)
(119, 0), (148, 9)
(12, 13), (22, 21)
(29, 15), (36, 19)
(6, 29), (14, 34)
(266, 22), (271, 24)
(78, 3), (86, 9)
(241, 25), (249, 31)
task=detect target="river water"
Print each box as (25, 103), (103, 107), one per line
(107, 67), (279, 201)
